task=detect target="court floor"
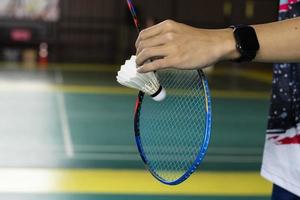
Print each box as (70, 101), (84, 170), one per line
(0, 62), (273, 200)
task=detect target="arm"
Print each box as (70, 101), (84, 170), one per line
(135, 18), (300, 73)
(254, 18), (300, 62)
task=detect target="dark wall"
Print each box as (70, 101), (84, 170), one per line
(0, 0), (279, 63)
(57, 0), (121, 63)
(58, 0), (279, 63)
(135, 0), (278, 27)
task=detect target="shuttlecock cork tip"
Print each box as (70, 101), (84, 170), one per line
(152, 86), (166, 102)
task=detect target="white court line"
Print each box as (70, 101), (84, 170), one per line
(73, 145), (262, 155)
(54, 69), (74, 158)
(73, 152), (262, 163)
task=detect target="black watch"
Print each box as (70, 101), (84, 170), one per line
(230, 25), (260, 62)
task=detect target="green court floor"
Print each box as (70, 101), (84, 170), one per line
(0, 63), (273, 200)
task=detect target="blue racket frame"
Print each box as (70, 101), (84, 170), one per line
(134, 70), (212, 185)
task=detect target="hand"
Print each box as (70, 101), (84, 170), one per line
(135, 20), (239, 73)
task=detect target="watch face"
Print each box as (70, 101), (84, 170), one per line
(234, 27), (260, 51)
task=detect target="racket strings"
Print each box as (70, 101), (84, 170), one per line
(139, 70), (208, 182)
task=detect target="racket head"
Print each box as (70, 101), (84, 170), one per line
(134, 69), (212, 185)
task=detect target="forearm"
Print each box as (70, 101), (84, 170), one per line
(224, 17), (300, 62)
(253, 17), (300, 63)
(135, 19), (300, 73)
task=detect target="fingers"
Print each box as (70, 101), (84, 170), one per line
(137, 57), (179, 73)
(136, 33), (175, 55)
(137, 58), (176, 73)
(135, 20), (183, 73)
(136, 20), (176, 48)
(136, 45), (171, 66)
(136, 26), (162, 48)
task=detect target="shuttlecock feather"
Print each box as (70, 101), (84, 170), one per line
(116, 56), (166, 101)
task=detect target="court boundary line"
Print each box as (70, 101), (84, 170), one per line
(0, 168), (272, 196)
(54, 70), (74, 158)
(210, 68), (272, 84)
(0, 62), (272, 84)
(72, 153), (262, 163)
(73, 145), (262, 154)
(0, 83), (271, 100)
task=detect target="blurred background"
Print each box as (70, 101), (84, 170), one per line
(0, 0), (277, 199)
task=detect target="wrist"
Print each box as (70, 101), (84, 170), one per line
(220, 28), (240, 61)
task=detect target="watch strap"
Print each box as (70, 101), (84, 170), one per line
(230, 25), (260, 62)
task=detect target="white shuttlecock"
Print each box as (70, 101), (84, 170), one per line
(116, 55), (166, 101)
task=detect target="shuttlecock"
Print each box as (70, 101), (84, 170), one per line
(116, 55), (166, 101)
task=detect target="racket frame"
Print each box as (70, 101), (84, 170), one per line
(134, 69), (212, 185)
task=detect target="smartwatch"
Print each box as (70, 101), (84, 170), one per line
(230, 25), (260, 62)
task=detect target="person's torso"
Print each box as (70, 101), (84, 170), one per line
(267, 0), (300, 139)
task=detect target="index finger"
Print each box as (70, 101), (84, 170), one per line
(135, 24), (163, 48)
(136, 20), (175, 48)
(137, 57), (176, 73)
